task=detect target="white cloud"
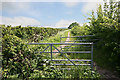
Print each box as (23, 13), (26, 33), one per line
(81, 0), (118, 14)
(61, 0), (80, 7)
(55, 20), (76, 28)
(82, 2), (97, 13)
(64, 2), (78, 7)
(0, 16), (41, 26)
(1, 0), (79, 7)
(1, 2), (41, 18)
(2, 2), (30, 13)
(81, 1), (104, 13)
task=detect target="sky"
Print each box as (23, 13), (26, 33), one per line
(0, 0), (105, 28)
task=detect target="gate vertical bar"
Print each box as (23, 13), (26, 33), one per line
(50, 44), (52, 61)
(60, 35), (61, 43)
(91, 43), (93, 70)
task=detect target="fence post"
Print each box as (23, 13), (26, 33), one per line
(50, 44), (52, 61)
(91, 43), (93, 70)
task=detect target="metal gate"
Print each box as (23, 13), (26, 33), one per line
(28, 35), (94, 70)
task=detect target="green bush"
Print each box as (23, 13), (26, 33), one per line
(70, 0), (120, 75)
(2, 34), (63, 79)
(71, 25), (89, 36)
(87, 3), (120, 74)
(2, 35), (33, 79)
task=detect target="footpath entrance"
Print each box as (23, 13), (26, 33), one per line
(28, 34), (94, 70)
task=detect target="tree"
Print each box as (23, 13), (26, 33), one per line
(68, 22), (80, 29)
(87, 0), (120, 74)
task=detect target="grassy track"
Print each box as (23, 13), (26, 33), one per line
(45, 30), (101, 78)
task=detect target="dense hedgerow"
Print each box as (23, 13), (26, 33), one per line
(70, 0), (120, 75)
(1, 25), (66, 79)
(87, 1), (120, 74)
(1, 25), (65, 42)
(2, 34), (63, 79)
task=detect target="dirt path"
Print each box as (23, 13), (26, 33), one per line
(94, 63), (120, 79)
(53, 32), (70, 56)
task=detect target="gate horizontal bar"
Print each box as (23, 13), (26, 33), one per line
(62, 40), (92, 42)
(28, 43), (93, 45)
(61, 35), (95, 38)
(56, 68), (91, 70)
(50, 59), (91, 61)
(56, 68), (72, 70)
(62, 39), (98, 42)
(63, 46), (91, 49)
(53, 64), (91, 66)
(40, 51), (91, 53)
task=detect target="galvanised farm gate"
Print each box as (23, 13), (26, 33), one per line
(28, 35), (94, 70)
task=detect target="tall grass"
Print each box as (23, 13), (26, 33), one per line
(59, 66), (100, 79)
(41, 30), (70, 43)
